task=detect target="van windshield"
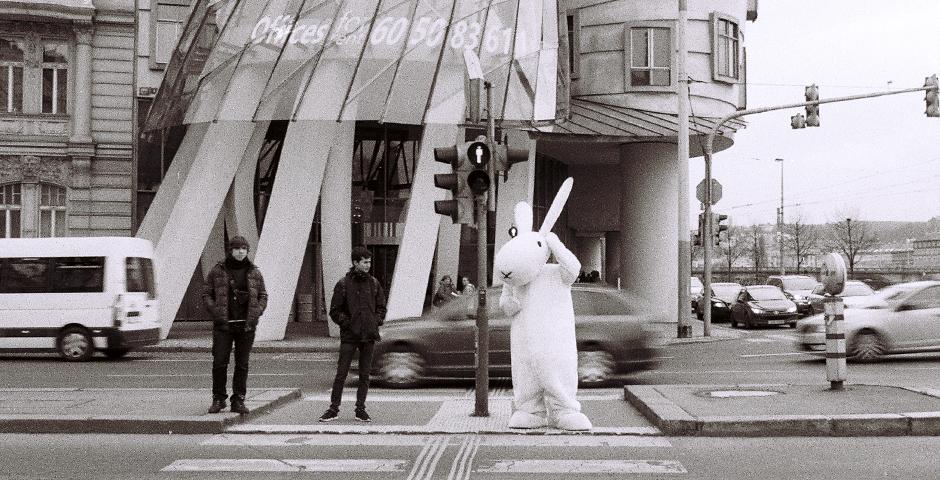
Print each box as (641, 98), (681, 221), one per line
(126, 257), (156, 299)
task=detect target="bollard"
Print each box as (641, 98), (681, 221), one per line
(823, 295), (847, 390)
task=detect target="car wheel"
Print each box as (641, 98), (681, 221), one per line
(378, 349), (425, 388)
(730, 313), (738, 329)
(58, 326), (94, 362)
(103, 348), (130, 359)
(851, 331), (884, 362)
(578, 350), (615, 386)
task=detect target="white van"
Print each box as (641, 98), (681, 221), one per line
(0, 237), (160, 361)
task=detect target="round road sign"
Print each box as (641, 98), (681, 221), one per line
(819, 252), (847, 296)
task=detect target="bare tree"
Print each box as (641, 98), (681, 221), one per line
(784, 214), (820, 274)
(825, 217), (878, 276)
(718, 226), (747, 282)
(747, 225), (767, 281)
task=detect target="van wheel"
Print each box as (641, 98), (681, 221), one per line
(58, 326), (94, 362)
(104, 348), (130, 359)
(378, 349), (424, 388)
(578, 350), (615, 386)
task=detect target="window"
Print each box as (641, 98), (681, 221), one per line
(566, 11), (580, 79)
(126, 257), (156, 299)
(151, 0), (193, 68)
(39, 184), (66, 237)
(41, 43), (68, 114)
(0, 258), (50, 293)
(0, 38), (24, 113)
(52, 257), (104, 293)
(711, 13), (741, 83)
(0, 183), (22, 238)
(625, 23), (673, 89)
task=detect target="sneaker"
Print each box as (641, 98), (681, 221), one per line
(230, 400), (249, 415)
(318, 408), (339, 422)
(207, 399), (226, 414)
(355, 409), (372, 423)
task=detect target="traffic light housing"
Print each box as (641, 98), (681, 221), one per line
(432, 145), (473, 224)
(805, 84), (820, 127)
(465, 140), (491, 196)
(925, 75), (939, 118)
(790, 113), (806, 129)
(492, 144), (530, 179)
(713, 213), (729, 246)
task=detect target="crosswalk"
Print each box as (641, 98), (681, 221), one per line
(160, 433), (687, 477)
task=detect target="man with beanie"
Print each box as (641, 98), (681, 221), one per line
(319, 246), (386, 423)
(202, 235), (268, 414)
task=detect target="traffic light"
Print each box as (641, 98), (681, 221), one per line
(465, 139), (491, 196)
(805, 84), (820, 127)
(712, 213), (729, 246)
(492, 144), (530, 179)
(790, 113), (806, 129)
(694, 212), (705, 246)
(925, 75), (939, 118)
(433, 145), (472, 224)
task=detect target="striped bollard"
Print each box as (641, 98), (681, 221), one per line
(823, 295), (847, 390)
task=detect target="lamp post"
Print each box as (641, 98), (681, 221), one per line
(775, 158), (784, 275)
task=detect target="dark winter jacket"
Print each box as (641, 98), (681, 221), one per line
(202, 258), (268, 331)
(330, 269), (387, 342)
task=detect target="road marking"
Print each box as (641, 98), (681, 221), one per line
(204, 434), (671, 448)
(447, 435), (480, 480)
(406, 436), (449, 480)
(161, 459), (406, 472)
(302, 389), (624, 402)
(739, 352), (812, 358)
(475, 459), (686, 474)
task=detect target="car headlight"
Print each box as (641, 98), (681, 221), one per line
(786, 306), (797, 313)
(713, 301), (725, 308)
(750, 307), (763, 314)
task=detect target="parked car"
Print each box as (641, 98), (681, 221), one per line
(796, 281), (940, 361)
(695, 282), (744, 321)
(371, 285), (660, 388)
(690, 276), (704, 311)
(766, 274), (820, 317)
(729, 285), (799, 329)
(807, 280), (877, 314)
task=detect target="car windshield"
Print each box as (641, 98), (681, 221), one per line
(748, 286), (786, 301)
(782, 277), (819, 290)
(841, 282), (874, 297)
(712, 284), (742, 301)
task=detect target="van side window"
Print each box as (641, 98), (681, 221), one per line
(126, 257), (156, 299)
(52, 257), (104, 293)
(0, 258), (51, 293)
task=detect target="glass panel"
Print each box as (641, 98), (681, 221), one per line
(52, 257), (105, 293)
(630, 69), (649, 86)
(650, 68), (669, 86)
(9, 209), (19, 237)
(630, 29), (648, 67)
(43, 43), (68, 63)
(652, 28), (670, 67)
(12, 66), (22, 112)
(126, 257), (157, 299)
(0, 258), (50, 293)
(0, 66), (7, 112)
(42, 68), (53, 113)
(0, 211), (5, 237)
(54, 210), (65, 236)
(156, 22), (180, 64)
(0, 38), (24, 61)
(717, 38), (729, 75)
(40, 210), (51, 237)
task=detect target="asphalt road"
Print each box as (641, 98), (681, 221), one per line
(1, 432), (938, 479)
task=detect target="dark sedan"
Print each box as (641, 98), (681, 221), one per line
(371, 285), (660, 388)
(729, 285), (799, 329)
(694, 282), (743, 321)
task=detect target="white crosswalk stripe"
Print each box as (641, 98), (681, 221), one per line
(162, 458), (406, 472)
(476, 459), (687, 474)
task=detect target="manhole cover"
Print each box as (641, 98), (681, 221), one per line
(705, 390), (781, 398)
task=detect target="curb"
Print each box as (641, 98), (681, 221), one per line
(226, 424), (662, 436)
(141, 344), (337, 354)
(624, 385), (940, 437)
(0, 389), (301, 434)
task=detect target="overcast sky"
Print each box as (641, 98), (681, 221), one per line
(688, 1), (940, 227)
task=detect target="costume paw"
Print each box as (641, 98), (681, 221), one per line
(554, 412), (592, 431)
(508, 410), (547, 429)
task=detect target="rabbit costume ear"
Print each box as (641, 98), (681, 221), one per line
(514, 202), (533, 232)
(538, 177), (573, 236)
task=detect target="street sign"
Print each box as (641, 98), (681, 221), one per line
(819, 252), (847, 295)
(696, 179), (722, 205)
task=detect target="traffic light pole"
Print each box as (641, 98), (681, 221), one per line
(701, 83), (936, 327)
(473, 81), (496, 417)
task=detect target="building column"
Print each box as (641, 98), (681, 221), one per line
(619, 143), (679, 321)
(68, 25), (94, 236)
(70, 25), (93, 144)
(320, 122), (355, 338)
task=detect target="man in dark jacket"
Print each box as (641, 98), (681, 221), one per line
(319, 246), (387, 423)
(202, 235), (268, 415)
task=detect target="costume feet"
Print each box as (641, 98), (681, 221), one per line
(554, 412), (592, 431)
(508, 410), (547, 429)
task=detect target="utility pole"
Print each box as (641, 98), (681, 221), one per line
(676, 0), (692, 338)
(776, 157), (784, 275)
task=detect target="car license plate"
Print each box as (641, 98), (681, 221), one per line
(767, 320), (784, 325)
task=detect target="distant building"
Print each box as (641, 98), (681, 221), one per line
(912, 234), (940, 270)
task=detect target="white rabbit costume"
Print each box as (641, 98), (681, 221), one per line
(494, 178), (591, 431)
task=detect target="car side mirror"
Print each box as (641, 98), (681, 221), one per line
(895, 303), (915, 312)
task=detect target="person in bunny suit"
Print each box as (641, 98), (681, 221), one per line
(494, 178), (591, 431)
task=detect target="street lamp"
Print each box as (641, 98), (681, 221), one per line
(775, 158), (784, 275)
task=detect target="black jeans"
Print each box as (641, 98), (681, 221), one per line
(212, 324), (255, 401)
(329, 341), (375, 411)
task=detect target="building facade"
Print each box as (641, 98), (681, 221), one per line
(137, 0), (758, 339)
(0, 0), (136, 239)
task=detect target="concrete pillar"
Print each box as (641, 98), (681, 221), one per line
(619, 143), (679, 321)
(70, 25), (93, 144)
(224, 120), (269, 248)
(253, 121), (342, 341)
(321, 121), (355, 338)
(153, 121), (260, 338)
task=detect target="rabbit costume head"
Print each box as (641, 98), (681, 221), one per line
(494, 178), (573, 287)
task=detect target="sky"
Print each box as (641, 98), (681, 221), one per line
(688, 1), (940, 227)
